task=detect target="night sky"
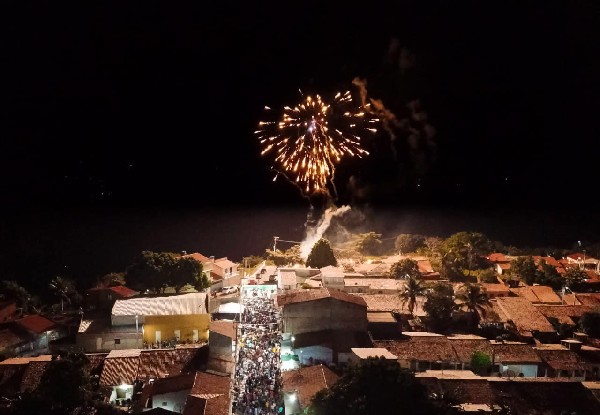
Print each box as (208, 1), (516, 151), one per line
(2, 1), (598, 210)
(1, 2), (599, 289)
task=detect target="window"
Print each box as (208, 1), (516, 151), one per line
(162, 402), (168, 407)
(174, 330), (181, 340)
(115, 338), (121, 345)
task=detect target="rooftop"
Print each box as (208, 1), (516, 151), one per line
(276, 288), (367, 307)
(351, 347), (397, 360)
(281, 365), (339, 407)
(112, 292), (208, 316)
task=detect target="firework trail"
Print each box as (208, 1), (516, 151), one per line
(255, 91), (378, 199)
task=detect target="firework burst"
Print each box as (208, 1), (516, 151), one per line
(256, 91), (378, 197)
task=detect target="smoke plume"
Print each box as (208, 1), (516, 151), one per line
(300, 205), (352, 259)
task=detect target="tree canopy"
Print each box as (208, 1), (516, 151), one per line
(400, 275), (426, 316)
(395, 233), (426, 254)
(125, 251), (205, 293)
(306, 239), (338, 268)
(308, 357), (458, 415)
(389, 258), (421, 280)
(423, 283), (456, 332)
(440, 232), (492, 280)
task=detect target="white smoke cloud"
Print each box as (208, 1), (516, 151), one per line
(300, 205), (352, 259)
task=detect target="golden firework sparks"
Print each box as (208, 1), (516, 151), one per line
(256, 91), (378, 197)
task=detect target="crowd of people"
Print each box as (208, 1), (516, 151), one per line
(232, 288), (284, 415)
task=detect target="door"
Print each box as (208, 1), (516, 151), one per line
(155, 330), (161, 343)
(96, 337), (102, 351)
(174, 330), (181, 341)
(193, 329), (199, 342)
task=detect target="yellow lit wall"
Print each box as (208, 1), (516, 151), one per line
(143, 314), (210, 344)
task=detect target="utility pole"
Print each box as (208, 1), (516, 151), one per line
(273, 236), (279, 252)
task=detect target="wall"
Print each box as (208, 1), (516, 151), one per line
(295, 345), (332, 365)
(143, 314), (209, 344)
(500, 363), (538, 378)
(282, 298), (367, 335)
(77, 331), (143, 352)
(151, 389), (191, 413)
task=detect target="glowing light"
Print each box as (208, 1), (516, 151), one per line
(256, 91), (378, 197)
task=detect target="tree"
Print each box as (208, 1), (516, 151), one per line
(470, 351), (492, 376)
(440, 232), (493, 279)
(510, 256), (537, 285)
(125, 251), (175, 293)
(423, 283), (456, 332)
(49, 276), (77, 313)
(563, 266), (586, 290)
(536, 259), (562, 290)
(579, 312), (600, 338)
(169, 256), (204, 293)
(354, 232), (383, 256)
(308, 357), (458, 415)
(424, 236), (444, 256)
(306, 239), (337, 268)
(395, 233), (426, 254)
(400, 275), (426, 316)
(455, 283), (491, 327)
(266, 245), (304, 267)
(389, 258), (421, 280)
(477, 268), (500, 283)
(98, 272), (126, 287)
(0, 280), (32, 312)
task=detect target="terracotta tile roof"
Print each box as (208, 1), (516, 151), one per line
(510, 287), (540, 303)
(535, 305), (599, 325)
(276, 288), (367, 307)
(576, 293), (600, 306)
(214, 258), (236, 269)
(496, 297), (556, 335)
(351, 294), (404, 312)
(490, 341), (542, 364)
(182, 253), (211, 263)
(487, 253), (508, 263)
(351, 347), (397, 360)
(0, 364), (26, 397)
(112, 292), (208, 316)
(148, 373), (195, 396)
(99, 349), (142, 386)
(344, 278), (404, 291)
(85, 353), (108, 376)
(209, 320), (235, 339)
(417, 377), (494, 405)
(320, 265), (344, 274)
(530, 286), (562, 303)
(109, 286), (139, 298)
(535, 347), (589, 371)
(416, 259), (435, 274)
(447, 338), (493, 364)
(497, 262), (511, 270)
(374, 336), (459, 363)
(184, 371), (231, 415)
(279, 271), (297, 287)
(138, 346), (204, 380)
(0, 327), (28, 350)
(488, 380), (600, 414)
(0, 355), (53, 365)
(533, 256), (563, 269)
(14, 314), (56, 334)
(282, 365), (339, 407)
(20, 360), (50, 392)
(481, 283), (509, 294)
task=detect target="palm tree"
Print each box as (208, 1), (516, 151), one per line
(399, 275), (426, 316)
(49, 276), (75, 313)
(455, 283), (491, 327)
